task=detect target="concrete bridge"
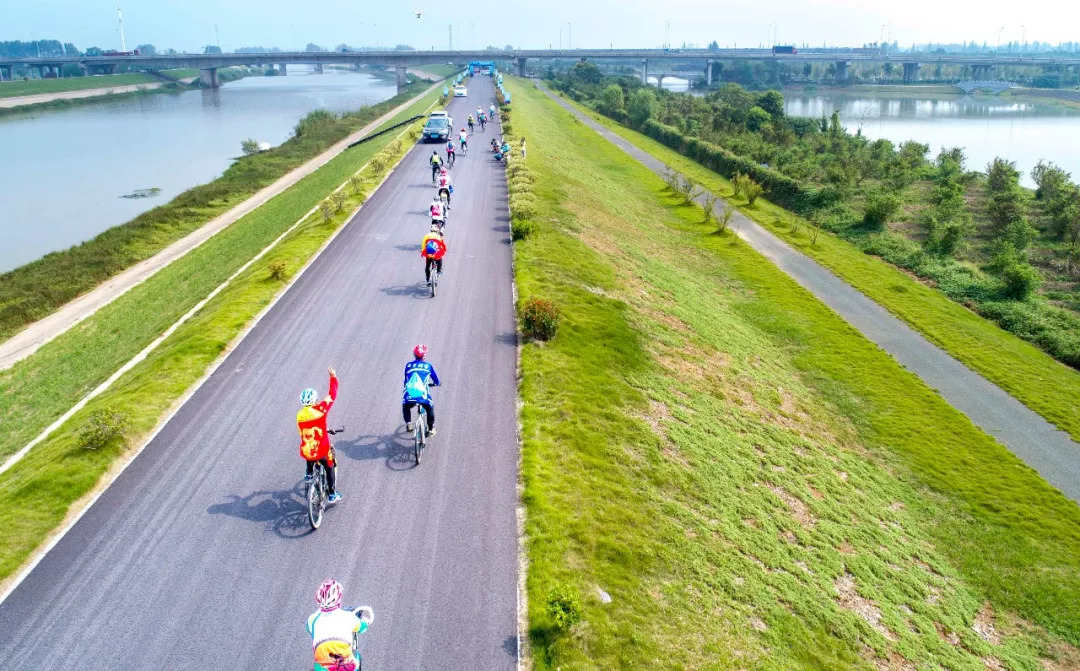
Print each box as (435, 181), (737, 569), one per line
(2, 48), (1079, 90)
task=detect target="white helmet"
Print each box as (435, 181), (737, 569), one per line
(430, 222), (442, 232)
(300, 388), (318, 406)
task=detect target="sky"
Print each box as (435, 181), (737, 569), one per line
(4, 0), (1079, 53)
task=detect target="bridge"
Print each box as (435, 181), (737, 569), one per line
(2, 48), (1079, 90)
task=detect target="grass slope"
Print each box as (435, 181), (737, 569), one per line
(0, 82), (429, 342)
(0, 87), (442, 463)
(555, 95), (1080, 445)
(507, 78), (1080, 670)
(0, 106), (433, 583)
(0, 73), (158, 97)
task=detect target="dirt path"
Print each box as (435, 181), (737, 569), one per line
(0, 80), (442, 371)
(0, 83), (169, 109)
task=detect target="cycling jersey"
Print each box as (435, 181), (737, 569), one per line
(438, 174), (451, 189)
(430, 203), (446, 220)
(307, 608), (367, 670)
(459, 132), (468, 143)
(403, 360), (441, 403)
(430, 154), (442, 166)
(420, 234), (447, 261)
(297, 374), (338, 461)
(446, 140), (455, 153)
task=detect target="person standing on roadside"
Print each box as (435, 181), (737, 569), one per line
(520, 137), (526, 160)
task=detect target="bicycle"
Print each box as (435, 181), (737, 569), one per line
(446, 151), (456, 168)
(306, 427), (343, 530)
(413, 404), (430, 464)
(479, 117), (486, 132)
(427, 261), (439, 298)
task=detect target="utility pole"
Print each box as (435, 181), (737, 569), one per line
(569, 23), (572, 50)
(215, 24), (221, 50)
(449, 24), (453, 51)
(117, 2), (127, 52)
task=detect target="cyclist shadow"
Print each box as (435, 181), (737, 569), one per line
(394, 244), (422, 252)
(206, 484), (313, 539)
(379, 283), (430, 300)
(336, 432), (418, 471)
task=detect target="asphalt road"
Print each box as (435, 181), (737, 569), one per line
(0, 77), (519, 669)
(537, 81), (1080, 502)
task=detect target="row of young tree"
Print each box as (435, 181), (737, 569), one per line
(549, 63), (1080, 366)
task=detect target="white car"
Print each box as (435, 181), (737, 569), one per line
(453, 86), (468, 97)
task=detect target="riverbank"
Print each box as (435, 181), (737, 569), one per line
(0, 67), (246, 114)
(783, 83), (965, 98)
(0, 72), (157, 98)
(506, 76), (1080, 668)
(1002, 87), (1080, 109)
(0, 79), (430, 350)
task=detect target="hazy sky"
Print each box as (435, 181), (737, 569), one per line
(5, 0), (1079, 53)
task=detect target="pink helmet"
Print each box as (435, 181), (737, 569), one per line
(316, 579), (343, 612)
(440, 167), (448, 175)
(413, 344), (428, 359)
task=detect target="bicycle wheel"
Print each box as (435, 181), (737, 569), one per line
(307, 464), (324, 530)
(413, 414), (424, 465)
(430, 272), (437, 298)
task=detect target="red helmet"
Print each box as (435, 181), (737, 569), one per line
(440, 167), (448, 175)
(316, 579), (343, 612)
(413, 344), (428, 359)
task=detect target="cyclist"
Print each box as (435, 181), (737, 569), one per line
(467, 114), (475, 133)
(445, 138), (456, 167)
(476, 105), (484, 120)
(458, 128), (468, 154)
(437, 168), (452, 207)
(421, 223), (447, 284)
(489, 103), (497, 122)
(402, 344), (441, 435)
(307, 579), (373, 671)
(429, 197), (447, 230)
(429, 150), (442, 183)
(298, 367), (341, 504)
(478, 111), (486, 131)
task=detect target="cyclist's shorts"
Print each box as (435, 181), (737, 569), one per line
(314, 641), (356, 670)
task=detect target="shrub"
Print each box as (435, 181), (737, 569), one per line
(743, 177), (764, 206)
(268, 259), (288, 280)
(546, 583), (583, 632)
(862, 190), (902, 228)
(717, 203), (736, 234)
(348, 175), (364, 195)
(241, 138), (260, 156)
(676, 175), (701, 204)
(511, 219), (537, 241)
(510, 194), (539, 221)
(369, 153), (389, 178)
(329, 191), (347, 212)
(521, 296), (560, 340)
(319, 200), (334, 223)
(1002, 262), (1042, 299)
(79, 408), (128, 451)
(294, 109), (337, 138)
(702, 192), (718, 223)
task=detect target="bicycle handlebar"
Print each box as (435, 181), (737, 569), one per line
(327, 427), (345, 435)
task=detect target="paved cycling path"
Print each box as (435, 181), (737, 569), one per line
(535, 80), (1080, 502)
(0, 78), (518, 669)
(0, 80), (443, 372)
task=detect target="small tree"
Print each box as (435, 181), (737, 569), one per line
(702, 192), (719, 223)
(600, 84), (626, 117)
(521, 297), (560, 340)
(743, 178), (764, 206)
(808, 215), (823, 245)
(677, 175), (702, 204)
(369, 153), (389, 178)
(717, 204), (736, 234)
(349, 175), (364, 195)
(241, 138), (260, 156)
(319, 200), (334, 223)
(329, 190), (347, 212)
(268, 259), (287, 280)
(1002, 262), (1042, 299)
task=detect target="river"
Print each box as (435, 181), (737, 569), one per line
(0, 69), (396, 273)
(783, 91), (1080, 188)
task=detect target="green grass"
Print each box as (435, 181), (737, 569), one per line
(553, 94), (1080, 446)
(415, 64), (463, 78)
(159, 68), (200, 81)
(507, 77), (1080, 669)
(0, 85), (442, 465)
(0, 100), (435, 583)
(0, 82), (431, 343)
(0, 73), (158, 98)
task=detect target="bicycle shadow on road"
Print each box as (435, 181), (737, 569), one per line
(206, 483), (313, 539)
(335, 432), (417, 471)
(380, 283), (430, 300)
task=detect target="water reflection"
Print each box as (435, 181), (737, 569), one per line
(783, 91), (1080, 187)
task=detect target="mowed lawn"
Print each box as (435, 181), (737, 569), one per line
(0, 73), (158, 97)
(507, 78), (1080, 670)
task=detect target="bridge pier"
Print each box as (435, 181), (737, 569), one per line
(902, 62), (920, 83)
(200, 67), (220, 88)
(0, 65), (10, 81)
(278, 63), (287, 76)
(706, 61), (713, 86)
(641, 58), (648, 84)
(971, 64), (989, 79)
(835, 60), (849, 82)
(515, 56), (527, 77)
(314, 63), (324, 74)
(396, 65), (408, 93)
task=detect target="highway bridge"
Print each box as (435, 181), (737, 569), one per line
(3, 48), (1079, 88)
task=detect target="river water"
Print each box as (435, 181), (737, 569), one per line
(0, 69), (396, 272)
(783, 92), (1080, 188)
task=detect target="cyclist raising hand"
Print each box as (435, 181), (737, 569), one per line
(298, 367), (341, 503)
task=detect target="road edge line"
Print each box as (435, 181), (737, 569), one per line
(0, 117), (431, 605)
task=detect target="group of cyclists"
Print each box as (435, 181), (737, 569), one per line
(297, 85), (500, 671)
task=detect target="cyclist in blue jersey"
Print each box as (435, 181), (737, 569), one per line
(402, 345), (441, 436)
